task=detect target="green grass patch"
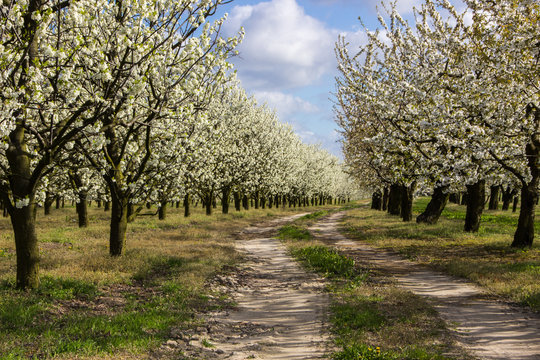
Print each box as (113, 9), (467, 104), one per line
(299, 210), (328, 220)
(278, 224), (312, 240)
(345, 199), (540, 311)
(292, 246), (355, 278)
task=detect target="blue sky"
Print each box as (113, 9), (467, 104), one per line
(213, 0), (428, 157)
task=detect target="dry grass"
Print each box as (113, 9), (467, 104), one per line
(0, 202), (319, 359)
(343, 199), (540, 311)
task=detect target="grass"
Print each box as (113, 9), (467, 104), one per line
(344, 199), (540, 311)
(279, 213), (467, 360)
(0, 202), (326, 359)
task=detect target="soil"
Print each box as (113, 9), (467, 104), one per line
(310, 212), (540, 360)
(159, 213), (330, 359)
(160, 211), (540, 360)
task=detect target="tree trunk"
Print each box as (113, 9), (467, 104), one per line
(76, 192), (88, 228)
(158, 200), (167, 220)
(400, 183), (415, 222)
(371, 190), (382, 210)
(501, 186), (516, 211)
(184, 194), (191, 217)
(268, 196), (273, 209)
(382, 187), (389, 211)
(55, 196), (61, 209)
(254, 190), (259, 209)
(512, 184), (536, 247)
(416, 185), (449, 224)
(104, 201), (110, 211)
(222, 187), (230, 214)
(127, 203), (135, 223)
(44, 192), (54, 215)
(513, 196), (519, 212)
(387, 184), (401, 216)
(109, 195), (128, 256)
(233, 192), (241, 211)
(464, 180), (485, 232)
(461, 192), (468, 205)
(205, 191), (213, 215)
(488, 185), (500, 210)
(10, 203), (40, 289)
(242, 194), (249, 210)
(261, 196), (266, 209)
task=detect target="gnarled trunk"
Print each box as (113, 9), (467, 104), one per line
(417, 185), (449, 225)
(464, 180), (485, 232)
(400, 183), (415, 222)
(222, 187), (230, 214)
(387, 184), (401, 216)
(371, 190), (382, 210)
(488, 185), (500, 210)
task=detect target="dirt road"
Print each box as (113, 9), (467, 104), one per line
(310, 212), (540, 360)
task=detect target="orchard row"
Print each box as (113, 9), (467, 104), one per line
(0, 0), (354, 289)
(335, 0), (539, 246)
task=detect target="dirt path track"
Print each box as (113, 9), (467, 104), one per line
(310, 212), (540, 360)
(202, 214), (329, 359)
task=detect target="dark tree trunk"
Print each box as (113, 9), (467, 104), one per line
(261, 196), (266, 209)
(387, 184), (401, 216)
(222, 187), (230, 214)
(76, 192), (88, 228)
(268, 196), (273, 209)
(488, 185), (500, 210)
(513, 196), (519, 212)
(55, 196), (61, 209)
(254, 190), (259, 209)
(233, 192), (241, 211)
(10, 203), (40, 289)
(127, 203), (135, 223)
(158, 200), (167, 220)
(512, 185), (536, 247)
(184, 194), (191, 217)
(97, 200), (102, 208)
(104, 201), (110, 211)
(242, 194), (249, 210)
(109, 194), (128, 256)
(212, 196), (217, 209)
(417, 185), (449, 224)
(382, 187), (389, 211)
(371, 190), (382, 210)
(205, 190), (214, 215)
(501, 186), (516, 211)
(464, 180), (485, 232)
(461, 192), (468, 205)
(44, 192), (54, 215)
(400, 183), (415, 222)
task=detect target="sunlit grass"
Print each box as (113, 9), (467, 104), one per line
(344, 199), (540, 310)
(0, 202), (324, 359)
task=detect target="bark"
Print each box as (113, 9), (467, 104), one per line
(513, 196), (519, 213)
(400, 183), (415, 222)
(76, 193), (88, 228)
(158, 200), (167, 220)
(382, 187), (389, 211)
(261, 196), (266, 209)
(56, 196), (61, 209)
(464, 180), (485, 232)
(222, 187), (230, 214)
(109, 195), (127, 256)
(104, 201), (110, 211)
(416, 185), (449, 224)
(501, 186), (516, 211)
(371, 190), (382, 210)
(242, 194), (249, 210)
(44, 192), (54, 215)
(268, 196), (273, 209)
(254, 190), (259, 209)
(387, 184), (401, 216)
(512, 139), (540, 247)
(461, 192), (468, 205)
(127, 203), (135, 223)
(488, 185), (500, 210)
(205, 191), (213, 215)
(233, 192), (241, 211)
(10, 203), (40, 289)
(184, 194), (191, 217)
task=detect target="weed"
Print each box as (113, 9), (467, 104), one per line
(278, 225), (312, 240)
(293, 246), (355, 278)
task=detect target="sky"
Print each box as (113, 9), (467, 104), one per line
(210, 0), (429, 158)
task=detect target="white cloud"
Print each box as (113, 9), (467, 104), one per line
(253, 90), (319, 118)
(223, 0), (336, 91)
